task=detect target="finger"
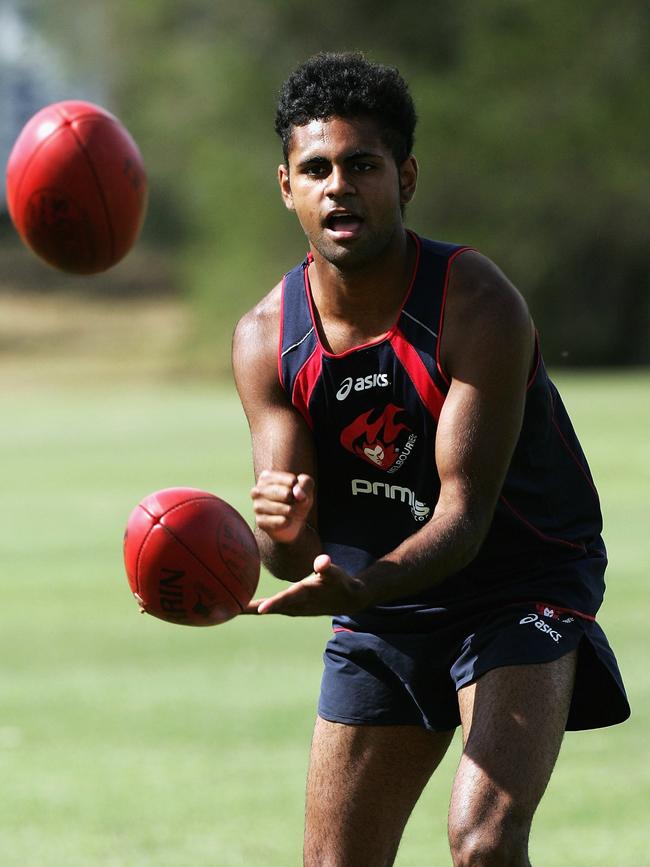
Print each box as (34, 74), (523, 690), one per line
(252, 498), (293, 517)
(255, 514), (297, 533)
(258, 596), (299, 616)
(256, 598), (276, 615)
(257, 578), (315, 615)
(256, 470), (300, 490)
(252, 484), (294, 504)
(242, 598), (266, 614)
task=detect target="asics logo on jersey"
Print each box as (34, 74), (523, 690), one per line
(340, 404), (417, 472)
(351, 479), (431, 522)
(336, 373), (389, 401)
(519, 613), (562, 643)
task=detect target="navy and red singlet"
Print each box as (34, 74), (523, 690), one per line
(278, 234), (607, 632)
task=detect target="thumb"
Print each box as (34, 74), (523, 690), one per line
(293, 474), (315, 503)
(313, 553), (332, 574)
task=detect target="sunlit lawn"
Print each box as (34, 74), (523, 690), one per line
(0, 367), (647, 866)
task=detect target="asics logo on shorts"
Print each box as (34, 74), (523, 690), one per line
(519, 613), (562, 643)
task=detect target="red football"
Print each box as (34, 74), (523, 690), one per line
(124, 488), (260, 627)
(5, 100), (147, 274)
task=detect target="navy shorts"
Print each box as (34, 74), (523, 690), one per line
(318, 602), (630, 732)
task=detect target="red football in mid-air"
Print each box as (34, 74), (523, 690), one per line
(124, 488), (260, 627)
(5, 100), (147, 274)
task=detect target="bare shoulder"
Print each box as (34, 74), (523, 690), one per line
(232, 281), (285, 405)
(448, 250), (530, 325)
(442, 250), (534, 376)
(233, 280), (315, 479)
(233, 281), (283, 369)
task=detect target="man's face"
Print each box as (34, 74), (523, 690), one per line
(278, 116), (417, 270)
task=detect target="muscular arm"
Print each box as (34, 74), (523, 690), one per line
(255, 252), (536, 615)
(360, 251), (535, 600)
(232, 286), (321, 581)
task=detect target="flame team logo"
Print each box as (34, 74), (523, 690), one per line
(340, 404), (417, 472)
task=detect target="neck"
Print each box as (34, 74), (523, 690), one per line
(305, 230), (418, 354)
(308, 229), (415, 324)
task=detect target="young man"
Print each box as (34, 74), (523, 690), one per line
(232, 52), (629, 867)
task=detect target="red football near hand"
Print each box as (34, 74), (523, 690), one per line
(124, 488), (260, 627)
(5, 100), (147, 274)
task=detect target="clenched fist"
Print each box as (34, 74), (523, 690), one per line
(251, 470), (315, 544)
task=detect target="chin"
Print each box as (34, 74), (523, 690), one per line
(314, 232), (393, 271)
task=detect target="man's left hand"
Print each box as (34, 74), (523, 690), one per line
(245, 554), (368, 617)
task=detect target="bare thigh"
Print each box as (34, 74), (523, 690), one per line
(449, 652), (577, 866)
(304, 716), (454, 867)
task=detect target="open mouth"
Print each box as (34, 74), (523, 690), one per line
(325, 211), (364, 235)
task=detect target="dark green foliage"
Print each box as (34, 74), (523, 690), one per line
(29, 0), (649, 367)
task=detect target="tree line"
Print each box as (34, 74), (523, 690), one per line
(27, 0), (650, 367)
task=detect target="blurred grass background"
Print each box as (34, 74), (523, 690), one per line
(0, 368), (647, 866)
(1, 1), (648, 864)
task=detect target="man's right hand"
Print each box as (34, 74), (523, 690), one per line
(251, 470), (315, 544)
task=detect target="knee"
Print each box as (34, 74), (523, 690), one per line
(448, 806), (531, 867)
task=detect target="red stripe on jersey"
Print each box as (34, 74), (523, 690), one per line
(390, 328), (446, 422)
(291, 345), (322, 429)
(499, 495), (587, 553)
(505, 600), (596, 622)
(534, 601), (596, 622)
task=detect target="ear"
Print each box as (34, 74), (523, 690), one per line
(278, 164), (295, 211)
(399, 155), (418, 205)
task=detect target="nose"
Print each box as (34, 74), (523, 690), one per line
(325, 165), (355, 198)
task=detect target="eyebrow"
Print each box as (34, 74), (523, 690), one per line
(295, 149), (384, 170)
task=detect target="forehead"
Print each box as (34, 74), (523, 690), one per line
(287, 116), (390, 163)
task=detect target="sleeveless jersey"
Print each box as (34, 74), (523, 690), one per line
(279, 234), (607, 631)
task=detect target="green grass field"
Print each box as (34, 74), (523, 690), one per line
(1, 365), (648, 866)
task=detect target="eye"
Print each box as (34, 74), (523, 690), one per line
(303, 162), (329, 177)
(352, 160), (377, 173)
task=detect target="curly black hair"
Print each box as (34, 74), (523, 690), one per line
(275, 52), (417, 166)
